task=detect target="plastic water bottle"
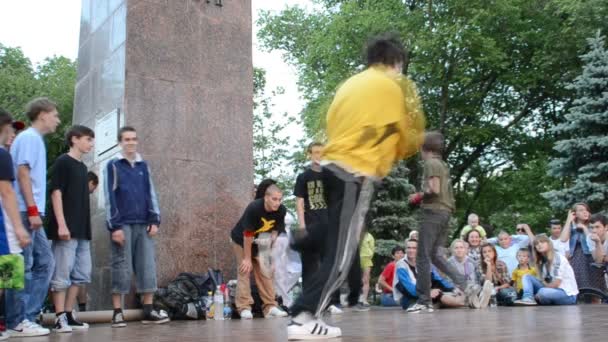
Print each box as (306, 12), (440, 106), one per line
(222, 284), (232, 320)
(205, 291), (214, 319)
(214, 285), (224, 320)
(490, 288), (498, 307)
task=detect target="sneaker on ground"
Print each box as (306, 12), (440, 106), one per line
(66, 312), (89, 330)
(142, 309), (170, 325)
(240, 309), (254, 320)
(9, 319), (50, 337)
(54, 313), (73, 333)
(0, 330), (9, 341)
(406, 303), (434, 314)
(464, 284), (481, 309)
(514, 298), (538, 306)
(111, 311), (127, 328)
(478, 282), (493, 309)
(327, 305), (343, 315)
(351, 303), (370, 312)
(266, 306), (288, 318)
(288, 318), (341, 340)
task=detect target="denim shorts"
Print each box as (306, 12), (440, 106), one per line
(111, 224), (157, 294)
(50, 239), (92, 291)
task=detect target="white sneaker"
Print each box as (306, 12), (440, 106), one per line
(9, 320), (51, 337)
(266, 306), (288, 318)
(66, 311), (89, 330)
(54, 313), (73, 333)
(288, 317), (341, 340)
(327, 305), (343, 315)
(478, 281), (493, 309)
(240, 309), (253, 320)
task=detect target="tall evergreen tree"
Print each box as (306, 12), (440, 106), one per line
(367, 161), (418, 257)
(543, 32), (608, 212)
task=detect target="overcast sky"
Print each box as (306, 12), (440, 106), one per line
(0, 0), (307, 144)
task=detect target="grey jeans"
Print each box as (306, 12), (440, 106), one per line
(416, 209), (466, 305)
(50, 239), (92, 291)
(111, 224), (158, 294)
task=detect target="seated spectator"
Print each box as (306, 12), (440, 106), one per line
(561, 202), (605, 303)
(448, 239), (477, 284)
(465, 228), (484, 267)
(487, 225), (534, 276)
(515, 235), (578, 305)
(587, 214), (608, 266)
(477, 243), (517, 306)
(377, 246), (405, 307)
(460, 213), (487, 239)
(392, 240), (465, 310)
(549, 219), (569, 257)
(515, 223), (530, 236)
(511, 248), (537, 297)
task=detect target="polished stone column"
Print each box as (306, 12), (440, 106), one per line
(73, 0), (252, 309)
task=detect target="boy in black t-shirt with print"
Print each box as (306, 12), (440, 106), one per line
(47, 125), (95, 333)
(230, 184), (289, 319)
(294, 143), (328, 290)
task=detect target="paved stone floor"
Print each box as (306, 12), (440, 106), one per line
(9, 305), (608, 342)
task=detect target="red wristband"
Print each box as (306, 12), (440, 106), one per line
(27, 206), (39, 217)
(244, 230), (255, 238)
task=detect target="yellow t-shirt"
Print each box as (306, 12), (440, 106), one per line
(511, 266), (538, 291)
(322, 66), (425, 178)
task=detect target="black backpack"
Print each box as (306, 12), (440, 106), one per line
(153, 269), (222, 319)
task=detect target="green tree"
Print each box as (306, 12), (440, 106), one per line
(465, 157), (561, 236)
(368, 161), (418, 241)
(257, 0), (608, 233)
(0, 45), (76, 166)
(0, 44), (37, 117)
(253, 67), (296, 207)
(543, 32), (608, 213)
(36, 56), (77, 166)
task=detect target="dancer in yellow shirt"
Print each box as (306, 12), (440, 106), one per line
(287, 33), (425, 340)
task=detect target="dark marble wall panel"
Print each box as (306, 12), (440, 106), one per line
(73, 0), (127, 310)
(110, 4), (126, 52)
(74, 0), (252, 309)
(90, 0), (109, 32)
(78, 0), (91, 46)
(72, 73), (92, 124)
(76, 39), (91, 82)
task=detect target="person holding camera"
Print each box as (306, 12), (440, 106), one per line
(559, 203), (605, 303)
(514, 235), (578, 305)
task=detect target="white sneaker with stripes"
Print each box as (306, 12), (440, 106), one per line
(288, 318), (341, 340)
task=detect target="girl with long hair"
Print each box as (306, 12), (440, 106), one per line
(514, 235), (578, 305)
(477, 243), (517, 305)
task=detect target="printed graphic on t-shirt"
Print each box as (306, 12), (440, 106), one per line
(307, 180), (327, 210)
(255, 217), (276, 234)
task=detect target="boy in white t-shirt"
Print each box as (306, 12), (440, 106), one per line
(587, 214), (608, 266)
(487, 226), (534, 276)
(549, 219), (569, 257)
